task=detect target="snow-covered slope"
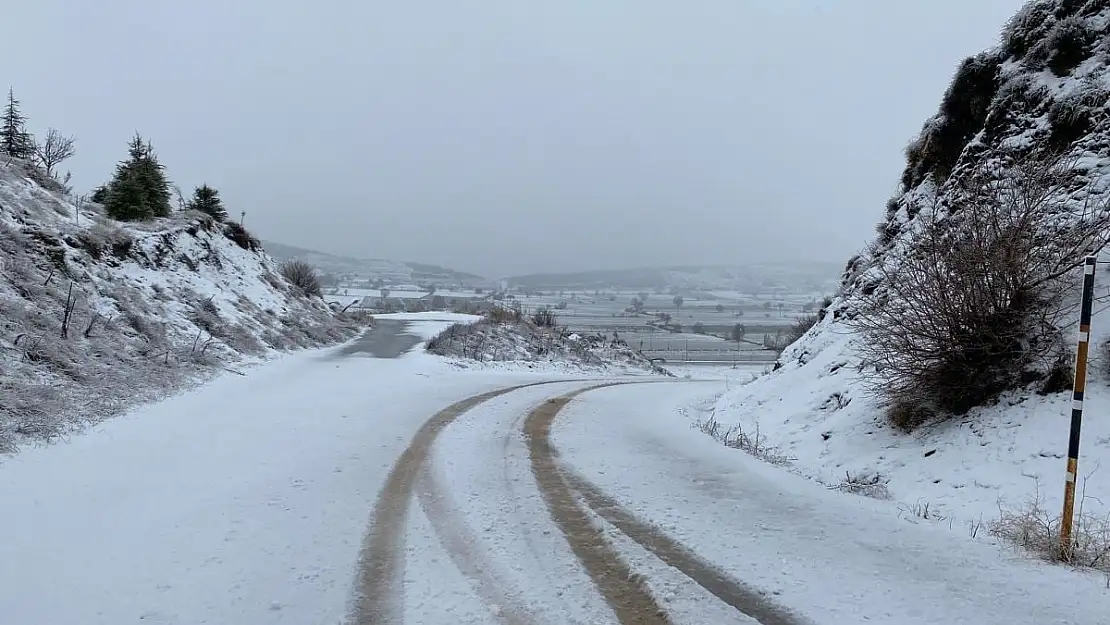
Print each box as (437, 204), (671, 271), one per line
(0, 159), (361, 451)
(706, 0), (1110, 528)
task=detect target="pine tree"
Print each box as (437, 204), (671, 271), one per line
(1, 88), (34, 158)
(186, 184), (228, 221)
(103, 133), (173, 221)
(90, 185), (109, 204)
(134, 138), (171, 217)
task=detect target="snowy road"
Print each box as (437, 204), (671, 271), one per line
(366, 379), (1108, 624)
(334, 320), (424, 359)
(1, 317), (1107, 624)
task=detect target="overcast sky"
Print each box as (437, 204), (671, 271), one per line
(4, 0), (1026, 277)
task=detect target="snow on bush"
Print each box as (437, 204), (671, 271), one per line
(0, 158), (362, 452)
(426, 315), (672, 376)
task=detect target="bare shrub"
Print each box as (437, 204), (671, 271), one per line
(1044, 16), (1093, 77)
(223, 221), (259, 250)
(336, 308), (374, 325)
(426, 322), (502, 361)
(693, 415), (792, 465)
(278, 259), (322, 297)
(531, 307), (557, 328)
(489, 306), (522, 324)
(1047, 83), (1107, 151)
(989, 483), (1110, 573)
(785, 313), (819, 346)
(191, 297), (225, 338)
(852, 157), (1110, 428)
(830, 471), (893, 500)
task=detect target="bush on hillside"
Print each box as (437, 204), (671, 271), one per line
(1079, 0), (1110, 17)
(875, 219), (900, 246)
(984, 77), (1050, 144)
(1047, 84), (1107, 151)
(278, 259), (322, 297)
(223, 221), (259, 250)
(785, 313), (819, 346)
(1055, 0), (1090, 19)
(1002, 1), (1057, 60)
(1045, 16), (1093, 76)
(902, 53), (1000, 188)
(853, 157), (1110, 430)
(489, 306), (523, 324)
(531, 308), (557, 328)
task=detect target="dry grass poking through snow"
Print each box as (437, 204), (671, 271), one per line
(990, 482), (1110, 577)
(691, 413), (793, 466)
(831, 471), (893, 500)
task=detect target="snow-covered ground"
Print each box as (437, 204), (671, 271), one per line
(0, 317), (584, 625)
(700, 317), (1110, 532)
(553, 383), (1110, 624)
(0, 158), (360, 451)
(3, 315), (1107, 624)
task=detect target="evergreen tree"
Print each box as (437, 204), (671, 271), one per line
(103, 133), (173, 221)
(186, 184), (228, 221)
(1, 88), (34, 158)
(90, 185), (109, 204)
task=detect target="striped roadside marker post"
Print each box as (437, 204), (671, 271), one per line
(1060, 255), (1097, 558)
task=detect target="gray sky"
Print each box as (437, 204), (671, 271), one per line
(4, 0), (1025, 278)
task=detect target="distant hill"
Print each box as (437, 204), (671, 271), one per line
(260, 240), (491, 286)
(504, 262), (841, 293)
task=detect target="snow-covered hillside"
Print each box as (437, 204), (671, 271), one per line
(0, 159), (362, 452)
(703, 0), (1110, 550)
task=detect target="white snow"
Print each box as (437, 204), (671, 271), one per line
(553, 382), (1110, 624)
(415, 381), (625, 624)
(0, 322), (581, 625)
(702, 309), (1110, 530)
(375, 311), (484, 335)
(0, 159), (359, 449)
(5, 319), (1107, 624)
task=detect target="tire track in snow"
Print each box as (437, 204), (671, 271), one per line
(350, 381), (567, 625)
(525, 384), (676, 625)
(416, 461), (540, 625)
(531, 384), (812, 625)
(564, 471), (813, 625)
